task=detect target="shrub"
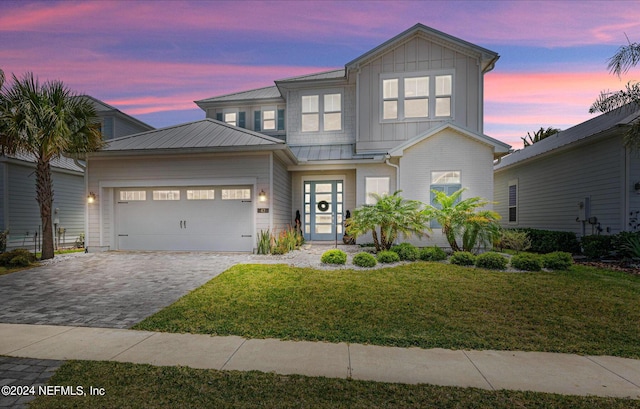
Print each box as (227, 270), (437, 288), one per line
(0, 230), (8, 253)
(419, 246), (447, 261)
(619, 232), (640, 259)
(581, 235), (613, 259)
(377, 250), (400, 263)
(0, 248), (36, 267)
(542, 251), (574, 270)
(515, 228), (580, 254)
(511, 253), (542, 271)
(475, 252), (508, 270)
(352, 252), (377, 268)
(449, 251), (476, 266)
(256, 229), (272, 255)
(390, 243), (420, 261)
(497, 230), (531, 253)
(321, 249), (347, 265)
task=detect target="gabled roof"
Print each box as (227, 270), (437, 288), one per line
(82, 95), (154, 131)
(346, 23), (499, 73)
(98, 119), (286, 153)
(495, 105), (640, 171)
(388, 123), (511, 158)
(195, 85), (283, 105)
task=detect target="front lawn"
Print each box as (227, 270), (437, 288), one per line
(134, 263), (640, 358)
(29, 360), (640, 409)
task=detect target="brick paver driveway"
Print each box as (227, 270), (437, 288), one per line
(0, 251), (253, 328)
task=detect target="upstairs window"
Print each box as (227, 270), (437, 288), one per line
(224, 112), (237, 127)
(381, 72), (453, 121)
(301, 92), (342, 132)
(262, 109), (276, 131)
(302, 95), (319, 132)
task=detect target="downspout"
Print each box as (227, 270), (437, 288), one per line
(384, 156), (400, 191)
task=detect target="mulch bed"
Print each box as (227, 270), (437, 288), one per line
(576, 261), (640, 275)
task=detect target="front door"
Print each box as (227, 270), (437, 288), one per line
(303, 180), (343, 241)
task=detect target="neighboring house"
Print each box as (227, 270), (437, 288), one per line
(494, 105), (640, 237)
(0, 97), (153, 251)
(85, 23), (510, 252)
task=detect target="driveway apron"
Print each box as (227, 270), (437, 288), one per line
(0, 252), (250, 329)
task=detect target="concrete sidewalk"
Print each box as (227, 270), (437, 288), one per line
(1, 323), (639, 400)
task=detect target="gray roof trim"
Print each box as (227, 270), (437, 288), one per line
(195, 85), (284, 105)
(346, 23), (499, 73)
(388, 123), (511, 157)
(101, 119), (285, 153)
(495, 105), (640, 171)
(0, 152), (84, 173)
(289, 144), (385, 163)
(275, 69), (346, 84)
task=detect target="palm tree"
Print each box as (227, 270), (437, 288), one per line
(0, 72), (103, 259)
(590, 37), (640, 150)
(423, 188), (501, 252)
(346, 191), (429, 251)
(521, 126), (560, 147)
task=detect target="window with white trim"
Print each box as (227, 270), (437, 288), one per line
(119, 191), (146, 201)
(187, 190), (215, 200)
(224, 112), (237, 127)
(365, 177), (390, 205)
(301, 92), (342, 132)
(381, 72), (453, 121)
(153, 190), (180, 200)
(508, 181), (518, 223)
(301, 95), (319, 132)
(262, 108), (276, 131)
(222, 189), (251, 200)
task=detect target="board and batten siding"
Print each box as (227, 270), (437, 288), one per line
(87, 153), (272, 250)
(271, 155), (292, 230)
(494, 135), (627, 236)
(399, 129), (494, 248)
(285, 84), (356, 146)
(356, 35), (482, 152)
(5, 162), (84, 250)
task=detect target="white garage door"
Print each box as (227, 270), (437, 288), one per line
(116, 186), (253, 251)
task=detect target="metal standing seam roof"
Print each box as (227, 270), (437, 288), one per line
(2, 151), (84, 172)
(102, 118), (285, 152)
(276, 69), (346, 83)
(289, 144), (383, 162)
(495, 105), (640, 170)
(195, 86), (283, 104)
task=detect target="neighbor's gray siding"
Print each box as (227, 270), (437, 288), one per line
(272, 155), (292, 229)
(494, 134), (626, 236)
(356, 35), (482, 152)
(0, 162), (5, 231)
(87, 153), (272, 249)
(113, 117), (150, 139)
(5, 162), (84, 250)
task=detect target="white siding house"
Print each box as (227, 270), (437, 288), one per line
(494, 105), (640, 237)
(86, 24), (510, 251)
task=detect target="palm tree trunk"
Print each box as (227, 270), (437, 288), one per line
(371, 230), (380, 252)
(36, 158), (55, 260)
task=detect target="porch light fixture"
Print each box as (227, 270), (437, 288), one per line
(87, 192), (97, 204)
(258, 189), (267, 202)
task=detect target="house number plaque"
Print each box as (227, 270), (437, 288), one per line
(257, 208), (269, 213)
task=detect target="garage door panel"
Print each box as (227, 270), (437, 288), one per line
(116, 186), (253, 251)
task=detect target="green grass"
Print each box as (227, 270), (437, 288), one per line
(134, 262), (640, 358)
(29, 360), (640, 409)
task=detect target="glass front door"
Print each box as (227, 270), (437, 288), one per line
(303, 180), (343, 241)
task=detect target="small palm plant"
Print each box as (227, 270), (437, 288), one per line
(423, 188), (501, 253)
(346, 191), (429, 252)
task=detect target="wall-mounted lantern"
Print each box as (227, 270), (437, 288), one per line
(258, 189), (267, 202)
(87, 192), (97, 204)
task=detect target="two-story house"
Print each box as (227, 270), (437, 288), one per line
(84, 24), (510, 252)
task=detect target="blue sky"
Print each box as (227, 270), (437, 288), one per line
(1, 0), (639, 148)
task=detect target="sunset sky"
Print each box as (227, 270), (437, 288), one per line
(2, 0), (639, 148)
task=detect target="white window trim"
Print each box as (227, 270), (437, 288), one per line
(380, 71), (454, 123)
(223, 109), (238, 127)
(261, 106), (276, 131)
(301, 90), (343, 133)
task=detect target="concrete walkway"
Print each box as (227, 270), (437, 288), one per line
(1, 323), (639, 400)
